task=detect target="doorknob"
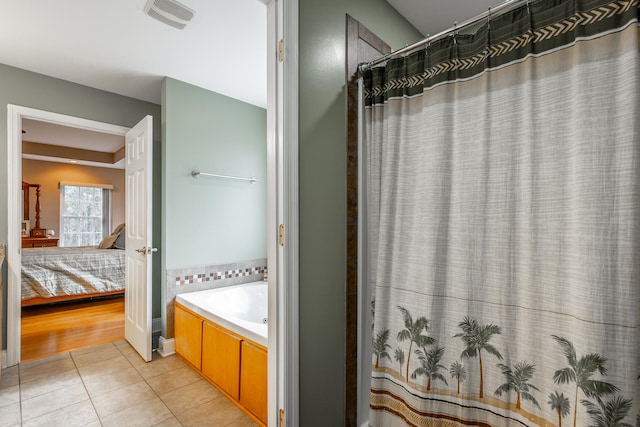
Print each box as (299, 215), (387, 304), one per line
(136, 247), (158, 255)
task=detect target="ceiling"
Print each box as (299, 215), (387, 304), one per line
(0, 0), (267, 108)
(4, 0), (494, 168)
(388, 0), (498, 37)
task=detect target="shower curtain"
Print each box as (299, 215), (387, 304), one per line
(363, 0), (639, 426)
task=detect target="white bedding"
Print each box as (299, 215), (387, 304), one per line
(21, 246), (125, 301)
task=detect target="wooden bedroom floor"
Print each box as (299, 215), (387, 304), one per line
(21, 296), (125, 362)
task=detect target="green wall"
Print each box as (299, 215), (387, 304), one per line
(161, 78), (267, 270)
(298, 2), (422, 425)
(0, 63), (162, 349)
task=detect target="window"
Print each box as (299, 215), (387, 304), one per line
(60, 183), (112, 247)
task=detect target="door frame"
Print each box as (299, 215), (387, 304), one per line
(5, 104), (130, 367)
(345, 15), (391, 426)
(266, 0), (299, 425)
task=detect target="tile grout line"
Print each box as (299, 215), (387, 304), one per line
(93, 342), (159, 426)
(138, 356), (184, 426)
(70, 346), (106, 427)
(115, 342), (184, 427)
(18, 352), (85, 426)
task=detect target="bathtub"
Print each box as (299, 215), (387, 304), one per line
(175, 281), (268, 347)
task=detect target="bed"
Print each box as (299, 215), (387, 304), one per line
(21, 246), (125, 306)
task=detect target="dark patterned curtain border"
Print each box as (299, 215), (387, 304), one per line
(363, 0), (639, 106)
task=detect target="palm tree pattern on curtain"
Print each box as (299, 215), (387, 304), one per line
(394, 348), (405, 375)
(372, 329), (392, 369)
(453, 317), (502, 399)
(411, 345), (447, 391)
(449, 361), (466, 395)
(552, 335), (619, 427)
(370, 310), (635, 426)
(548, 391), (571, 427)
(495, 361), (541, 411)
(396, 306), (435, 383)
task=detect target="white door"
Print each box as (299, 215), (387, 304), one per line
(124, 115), (154, 362)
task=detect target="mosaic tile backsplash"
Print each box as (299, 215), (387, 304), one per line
(165, 258), (267, 338)
(175, 265), (266, 286)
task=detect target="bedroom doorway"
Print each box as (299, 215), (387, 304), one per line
(5, 105), (148, 367)
(18, 116), (130, 361)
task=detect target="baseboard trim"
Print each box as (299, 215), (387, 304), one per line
(157, 337), (175, 357)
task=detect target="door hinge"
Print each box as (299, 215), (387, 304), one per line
(278, 39), (284, 62)
(279, 409), (285, 427)
(279, 224), (285, 247)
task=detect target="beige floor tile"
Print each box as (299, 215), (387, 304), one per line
(0, 384), (19, 409)
(19, 352), (71, 370)
(100, 396), (174, 427)
(70, 341), (117, 356)
(76, 353), (133, 381)
(20, 368), (82, 401)
(226, 416), (260, 427)
(160, 378), (222, 415)
(122, 349), (148, 367)
(83, 366), (144, 398)
(71, 344), (123, 367)
(113, 339), (133, 352)
(0, 366), (20, 390)
(134, 354), (187, 380)
(152, 416), (183, 427)
(22, 399), (99, 427)
(113, 339), (135, 351)
(115, 340), (148, 366)
(0, 401), (21, 427)
(175, 395), (247, 427)
(19, 356), (76, 384)
(145, 365), (201, 395)
(91, 380), (158, 419)
(21, 382), (89, 421)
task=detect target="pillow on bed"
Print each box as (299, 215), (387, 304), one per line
(112, 223), (125, 236)
(97, 223), (126, 249)
(112, 226), (125, 249)
(98, 233), (118, 249)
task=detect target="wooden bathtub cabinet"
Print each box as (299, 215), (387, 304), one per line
(203, 322), (241, 400)
(174, 302), (267, 426)
(174, 305), (202, 370)
(240, 340), (268, 423)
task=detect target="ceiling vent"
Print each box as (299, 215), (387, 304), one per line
(144, 0), (195, 30)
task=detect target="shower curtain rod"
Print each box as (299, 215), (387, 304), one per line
(360, 0), (527, 72)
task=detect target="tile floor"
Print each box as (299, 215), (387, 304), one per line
(0, 340), (258, 427)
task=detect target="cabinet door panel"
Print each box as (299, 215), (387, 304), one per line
(174, 305), (203, 370)
(202, 322), (241, 400)
(240, 341), (267, 424)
